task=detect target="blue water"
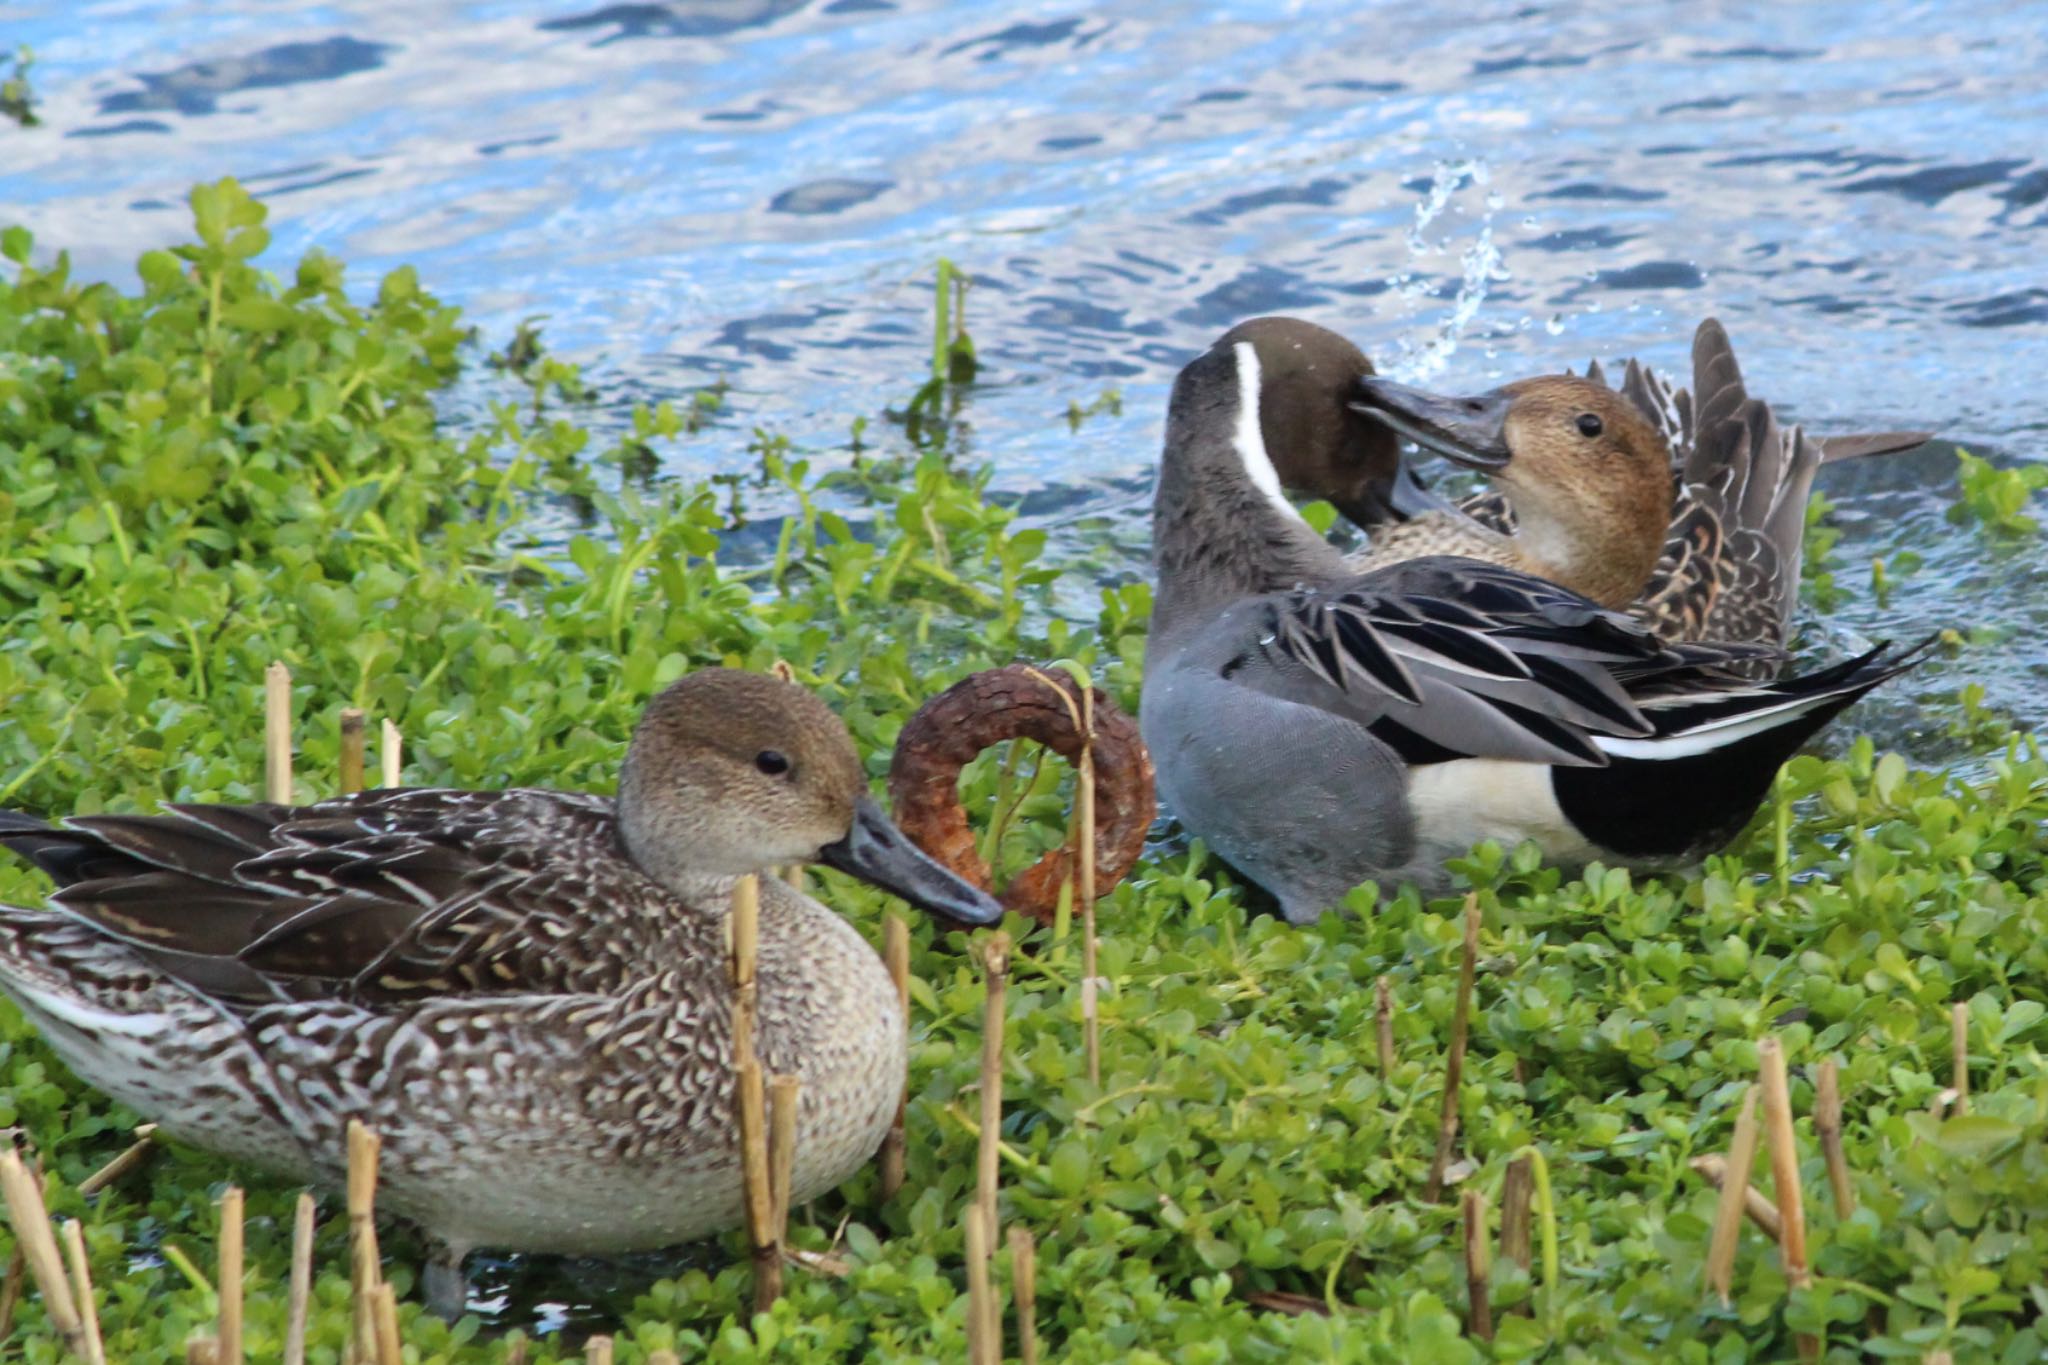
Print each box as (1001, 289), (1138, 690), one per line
(4, 0), (2047, 740)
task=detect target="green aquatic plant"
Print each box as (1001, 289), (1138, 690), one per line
(1, 182), (2047, 1362)
(0, 45), (36, 129)
(1952, 448), (2048, 537)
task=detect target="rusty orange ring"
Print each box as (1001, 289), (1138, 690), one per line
(887, 664), (1155, 924)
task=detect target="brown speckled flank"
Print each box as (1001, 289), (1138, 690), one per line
(0, 668), (999, 1315)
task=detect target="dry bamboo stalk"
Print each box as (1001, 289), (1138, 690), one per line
(217, 1186), (244, 1365)
(1758, 1037), (1818, 1361)
(78, 1124), (160, 1196)
(1814, 1058), (1855, 1218)
(583, 1337), (614, 1365)
(1008, 1226), (1039, 1365)
(284, 1192), (316, 1365)
(1500, 1155), (1533, 1275)
(505, 1339), (532, 1365)
(371, 1282), (402, 1365)
(0, 1243), (23, 1343)
(730, 874), (761, 1071)
(1462, 1189), (1493, 1342)
(978, 931), (1010, 1249)
(379, 719), (402, 788)
(1704, 1086), (1762, 1306)
(1951, 1003), (1969, 1117)
(964, 1204), (997, 1365)
(265, 662), (293, 804)
(338, 707), (367, 796)
(880, 913), (910, 1203)
(1424, 897), (1481, 1203)
(1374, 976), (1395, 1079)
(769, 1074), (801, 1238)
(187, 1336), (219, 1365)
(60, 1220), (105, 1365)
(0, 1148), (84, 1353)
(784, 864), (805, 891)
(346, 1120), (383, 1360)
(1691, 1154), (1784, 1239)
(646, 1353), (681, 1365)
(1077, 681), (1101, 1087)
(738, 1061), (780, 1312)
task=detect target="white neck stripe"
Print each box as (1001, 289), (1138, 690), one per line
(1231, 342), (1308, 526)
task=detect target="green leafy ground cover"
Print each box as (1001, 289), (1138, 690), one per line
(2, 181), (2047, 1362)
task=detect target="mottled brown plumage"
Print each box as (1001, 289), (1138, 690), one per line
(0, 668), (999, 1317)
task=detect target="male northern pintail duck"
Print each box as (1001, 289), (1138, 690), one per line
(1345, 318), (1931, 650)
(0, 668), (1000, 1315)
(1139, 329), (1927, 922)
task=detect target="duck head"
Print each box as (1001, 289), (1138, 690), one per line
(1351, 373), (1675, 608)
(618, 668), (1002, 924)
(1210, 317), (1404, 525)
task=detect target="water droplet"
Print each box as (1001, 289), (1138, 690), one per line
(1544, 313), (1565, 336)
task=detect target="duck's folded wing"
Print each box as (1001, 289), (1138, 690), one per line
(0, 789), (635, 1008)
(1210, 556), (1775, 768)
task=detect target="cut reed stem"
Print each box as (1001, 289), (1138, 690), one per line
(880, 913), (910, 1203)
(1425, 896), (1481, 1203)
(284, 1191), (315, 1365)
(0, 1148), (84, 1353)
(0, 1244), (24, 1344)
(78, 1124), (160, 1196)
(964, 1204), (997, 1365)
(978, 931), (1010, 1249)
(739, 1062), (779, 1312)
(60, 1219), (105, 1365)
(217, 1186), (244, 1365)
(1500, 1154), (1532, 1314)
(379, 718), (402, 788)
(582, 1337), (613, 1365)
(338, 707), (366, 796)
(1463, 1188), (1493, 1342)
(1704, 1085), (1762, 1306)
(1691, 1153), (1783, 1239)
(1077, 680), (1100, 1087)
(371, 1282), (402, 1365)
(1952, 1003), (1969, 1117)
(770, 1074), (800, 1240)
(186, 1335), (219, 1365)
(1008, 1226), (1039, 1365)
(1374, 976), (1395, 1079)
(1814, 1058), (1855, 1219)
(1758, 1037), (1818, 1361)
(346, 1120), (383, 1361)
(730, 874), (760, 1070)
(264, 662), (293, 804)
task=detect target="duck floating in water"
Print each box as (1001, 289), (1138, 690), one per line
(0, 667), (1001, 1316)
(1139, 328), (1929, 921)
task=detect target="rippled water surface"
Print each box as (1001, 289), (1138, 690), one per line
(5, 1), (2048, 729)
(6, 0), (2048, 1329)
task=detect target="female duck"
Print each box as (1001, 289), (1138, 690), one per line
(0, 668), (1000, 1315)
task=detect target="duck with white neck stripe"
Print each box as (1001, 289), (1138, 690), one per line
(1139, 326), (1930, 921)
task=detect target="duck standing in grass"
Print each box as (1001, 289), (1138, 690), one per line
(0, 667), (1001, 1316)
(1139, 328), (1928, 921)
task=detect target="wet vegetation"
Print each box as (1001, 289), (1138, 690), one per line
(3, 181), (2048, 1361)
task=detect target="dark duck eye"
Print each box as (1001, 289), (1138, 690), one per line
(1576, 413), (1604, 437)
(755, 750), (791, 776)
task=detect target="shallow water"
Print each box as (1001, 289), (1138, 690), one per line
(5, 0), (2048, 1328)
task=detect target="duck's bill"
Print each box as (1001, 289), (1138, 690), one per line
(1349, 376), (1514, 473)
(819, 796), (1004, 925)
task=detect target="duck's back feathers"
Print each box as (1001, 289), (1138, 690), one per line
(1212, 556), (1779, 770)
(1458, 319), (1930, 651)
(0, 789), (647, 1009)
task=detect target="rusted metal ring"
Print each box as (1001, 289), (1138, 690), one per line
(887, 664), (1155, 924)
